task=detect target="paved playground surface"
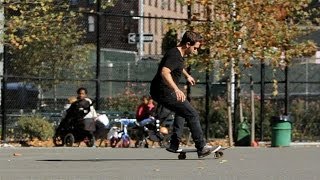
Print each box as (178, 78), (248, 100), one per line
(0, 146), (319, 180)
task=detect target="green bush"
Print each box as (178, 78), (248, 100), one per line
(16, 115), (54, 141)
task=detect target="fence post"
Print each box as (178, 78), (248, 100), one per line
(1, 45), (7, 142)
(205, 68), (210, 140)
(284, 64), (289, 115)
(260, 62), (265, 141)
(1, 4), (7, 141)
(95, 0), (101, 110)
(250, 75), (255, 144)
(186, 3), (192, 102)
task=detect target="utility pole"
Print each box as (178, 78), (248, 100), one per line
(138, 0), (144, 60)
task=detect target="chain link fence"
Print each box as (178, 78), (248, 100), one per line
(1, 1), (320, 141)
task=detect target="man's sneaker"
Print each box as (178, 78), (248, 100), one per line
(197, 145), (221, 158)
(166, 144), (182, 153)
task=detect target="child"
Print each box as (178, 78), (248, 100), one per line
(61, 96), (77, 119)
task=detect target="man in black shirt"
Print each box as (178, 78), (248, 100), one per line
(150, 31), (221, 158)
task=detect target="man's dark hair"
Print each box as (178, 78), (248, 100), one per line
(77, 87), (88, 94)
(180, 31), (202, 46)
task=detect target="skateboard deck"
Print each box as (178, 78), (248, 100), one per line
(171, 147), (228, 160)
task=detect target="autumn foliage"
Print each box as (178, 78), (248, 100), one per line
(183, 0), (318, 73)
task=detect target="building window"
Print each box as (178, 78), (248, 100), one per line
(161, 0), (165, 10)
(148, 13), (151, 32)
(168, 0), (171, 10)
(180, 3), (183, 13)
(155, 15), (158, 35)
(155, 40), (158, 54)
(174, 1), (177, 12)
(161, 21), (164, 35)
(122, 17), (131, 31)
(149, 0), (152, 6)
(155, 0), (158, 7)
(148, 43), (152, 54)
(88, 15), (95, 32)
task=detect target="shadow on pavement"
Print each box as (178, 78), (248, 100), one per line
(37, 158), (206, 162)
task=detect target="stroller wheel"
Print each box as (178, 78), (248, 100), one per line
(85, 135), (96, 147)
(110, 137), (118, 148)
(64, 133), (75, 147)
(160, 134), (171, 148)
(53, 135), (64, 147)
(122, 136), (130, 148)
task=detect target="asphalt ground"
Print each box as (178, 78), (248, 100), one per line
(0, 146), (320, 180)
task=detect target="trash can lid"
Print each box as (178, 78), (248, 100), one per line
(271, 115), (291, 122)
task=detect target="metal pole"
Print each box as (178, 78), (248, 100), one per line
(1, 4), (6, 141)
(205, 68), (210, 140)
(138, 0), (144, 59)
(186, 3), (192, 102)
(305, 58), (308, 110)
(95, 0), (101, 110)
(1, 45), (7, 142)
(233, 73), (238, 138)
(260, 62), (265, 141)
(250, 75), (255, 144)
(284, 64), (289, 115)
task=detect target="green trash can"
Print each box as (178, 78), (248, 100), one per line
(235, 119), (250, 146)
(271, 115), (292, 147)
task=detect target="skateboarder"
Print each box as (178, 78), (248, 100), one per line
(150, 31), (221, 158)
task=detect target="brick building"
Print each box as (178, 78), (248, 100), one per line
(71, 0), (193, 57)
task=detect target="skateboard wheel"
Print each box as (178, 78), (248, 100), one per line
(214, 151), (223, 158)
(178, 153), (186, 160)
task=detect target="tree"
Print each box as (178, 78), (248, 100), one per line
(161, 28), (178, 54)
(178, 0), (318, 143)
(2, 0), (93, 87)
(185, 0), (318, 72)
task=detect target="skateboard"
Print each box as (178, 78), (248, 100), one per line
(172, 147), (228, 160)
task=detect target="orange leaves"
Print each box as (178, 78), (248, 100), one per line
(182, 0), (316, 74)
(195, 0), (213, 5)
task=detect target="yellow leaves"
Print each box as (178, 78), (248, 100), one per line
(272, 78), (278, 97)
(24, 36), (32, 43)
(8, 4), (18, 11)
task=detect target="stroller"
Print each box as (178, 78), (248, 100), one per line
(53, 99), (97, 147)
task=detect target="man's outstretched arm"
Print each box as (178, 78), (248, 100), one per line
(161, 67), (186, 102)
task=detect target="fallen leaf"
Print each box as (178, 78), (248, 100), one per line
(219, 159), (228, 164)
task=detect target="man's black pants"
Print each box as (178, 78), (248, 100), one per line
(153, 93), (206, 150)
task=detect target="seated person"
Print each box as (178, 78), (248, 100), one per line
(76, 87), (97, 120)
(135, 96), (155, 127)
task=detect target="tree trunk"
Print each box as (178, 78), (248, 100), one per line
(227, 79), (234, 146)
